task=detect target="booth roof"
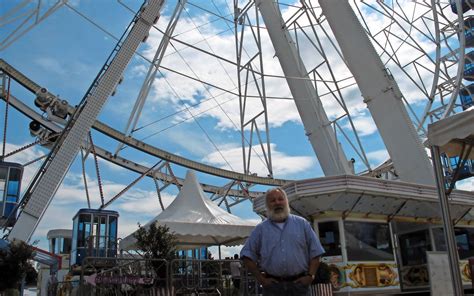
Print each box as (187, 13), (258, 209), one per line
(427, 107), (474, 159)
(119, 170), (257, 250)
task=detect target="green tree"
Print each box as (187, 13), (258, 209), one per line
(0, 239), (35, 292)
(25, 263), (38, 286)
(133, 223), (177, 285)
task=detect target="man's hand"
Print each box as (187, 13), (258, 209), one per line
(259, 275), (278, 287)
(293, 275), (313, 286)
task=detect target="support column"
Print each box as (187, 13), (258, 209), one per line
(320, 0), (434, 185)
(431, 145), (464, 295)
(256, 0), (351, 176)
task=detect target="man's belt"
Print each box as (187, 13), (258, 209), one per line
(264, 272), (305, 282)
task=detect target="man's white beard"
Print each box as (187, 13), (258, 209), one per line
(267, 205), (290, 221)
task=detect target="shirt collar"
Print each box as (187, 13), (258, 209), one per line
(267, 214), (293, 225)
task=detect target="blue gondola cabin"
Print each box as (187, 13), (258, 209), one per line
(442, 154), (474, 182)
(0, 162), (23, 227)
(71, 208), (119, 266)
(464, 51), (474, 81)
(450, 0), (473, 14)
(463, 16), (474, 48)
(459, 84), (474, 110)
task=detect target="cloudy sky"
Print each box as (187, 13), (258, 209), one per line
(1, 0), (470, 257)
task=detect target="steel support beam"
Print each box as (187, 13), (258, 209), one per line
(256, 0), (351, 176)
(431, 145), (463, 295)
(320, 0), (434, 185)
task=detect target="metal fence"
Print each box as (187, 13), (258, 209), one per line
(62, 258), (331, 296)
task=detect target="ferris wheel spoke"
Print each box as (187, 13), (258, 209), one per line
(0, 0), (66, 51)
(114, 0), (187, 157)
(353, 0), (466, 135)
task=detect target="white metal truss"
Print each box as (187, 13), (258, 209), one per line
(151, 161), (181, 210)
(351, 1), (468, 135)
(0, 59), (290, 186)
(1, 0), (468, 226)
(234, 1), (273, 177)
(0, 91), (264, 200)
(256, 0), (352, 176)
(8, 0), (165, 242)
(284, 2), (371, 173)
(210, 179), (253, 213)
(320, 0), (435, 185)
(115, 0), (187, 156)
(0, 0), (66, 51)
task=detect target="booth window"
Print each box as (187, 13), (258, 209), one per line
(344, 221), (394, 261)
(432, 227), (447, 252)
(54, 237), (62, 254)
(63, 237), (72, 254)
(433, 227), (474, 259)
(455, 228), (474, 259)
(318, 221), (342, 257)
(399, 229), (431, 266)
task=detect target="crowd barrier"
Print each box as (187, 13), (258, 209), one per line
(48, 258), (334, 295)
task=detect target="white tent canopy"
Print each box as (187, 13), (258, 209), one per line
(119, 170), (257, 250)
(427, 107), (474, 159)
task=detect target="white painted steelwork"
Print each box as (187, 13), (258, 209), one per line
(115, 0), (187, 156)
(0, 58), (287, 187)
(0, 93), (264, 199)
(256, 0), (352, 176)
(8, 0), (165, 242)
(320, 1), (434, 185)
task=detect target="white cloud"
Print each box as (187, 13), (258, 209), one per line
(351, 1), (443, 108)
(34, 57), (91, 80)
(165, 127), (217, 157)
(35, 57), (67, 76)
(116, 190), (174, 214)
(367, 149), (389, 167)
(31, 203), (76, 248)
(202, 143), (316, 178)
(130, 64), (148, 78)
(135, 0), (439, 149)
(345, 115), (378, 137)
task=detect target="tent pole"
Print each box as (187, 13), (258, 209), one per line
(218, 245), (222, 259)
(431, 145), (464, 295)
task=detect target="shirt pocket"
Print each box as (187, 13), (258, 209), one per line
(260, 231), (277, 263)
(292, 232), (307, 251)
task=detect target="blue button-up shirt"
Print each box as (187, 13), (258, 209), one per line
(240, 214), (325, 277)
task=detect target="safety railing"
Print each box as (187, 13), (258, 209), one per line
(74, 258), (332, 295)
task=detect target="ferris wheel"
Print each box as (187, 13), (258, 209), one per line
(0, 0), (472, 241)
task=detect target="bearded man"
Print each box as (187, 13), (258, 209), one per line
(240, 188), (325, 296)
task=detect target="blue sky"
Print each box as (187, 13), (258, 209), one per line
(1, 0), (473, 256)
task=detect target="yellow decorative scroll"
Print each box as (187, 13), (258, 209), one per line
(344, 263), (398, 288)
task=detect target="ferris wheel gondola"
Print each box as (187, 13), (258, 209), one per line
(0, 161), (23, 228)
